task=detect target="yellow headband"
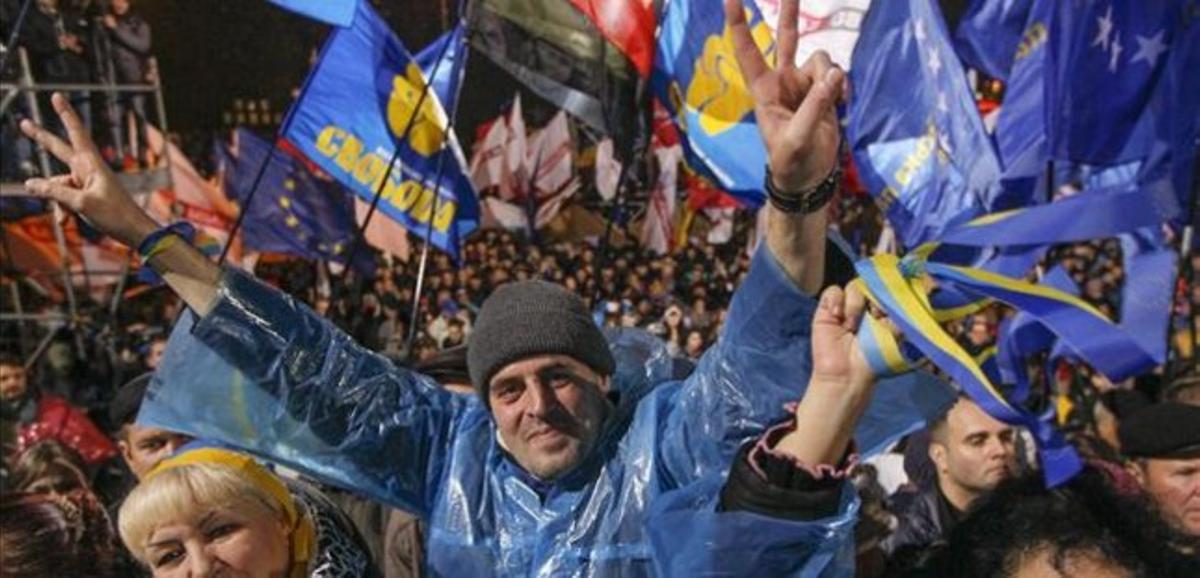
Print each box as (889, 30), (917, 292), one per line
(147, 447), (315, 577)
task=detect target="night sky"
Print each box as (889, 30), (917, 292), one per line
(140, 0), (484, 136)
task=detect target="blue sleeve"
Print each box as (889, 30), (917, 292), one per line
(657, 245), (817, 486)
(140, 268), (467, 517)
(646, 476), (858, 578)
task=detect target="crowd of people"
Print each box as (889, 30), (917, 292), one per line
(2, 2), (1199, 577)
(252, 229), (752, 366)
(1, 0), (154, 182)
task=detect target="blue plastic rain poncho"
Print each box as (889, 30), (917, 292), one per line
(142, 246), (954, 577)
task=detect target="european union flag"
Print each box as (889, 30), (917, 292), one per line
(281, 1), (478, 260)
(652, 0), (773, 207)
(848, 0), (1003, 249)
(215, 129), (358, 264)
(953, 0), (1034, 81)
(1044, 0), (1200, 171)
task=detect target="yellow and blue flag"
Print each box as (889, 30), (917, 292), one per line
(652, 0), (773, 207)
(214, 129), (361, 266)
(281, 1), (478, 260)
(847, 0), (1004, 248)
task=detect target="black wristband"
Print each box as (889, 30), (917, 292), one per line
(765, 165), (840, 214)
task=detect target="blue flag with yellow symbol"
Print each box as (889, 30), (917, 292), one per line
(953, 0), (1034, 81)
(215, 128), (359, 264)
(416, 25), (466, 120)
(652, 0), (773, 207)
(281, 1), (478, 261)
(848, 0), (1005, 249)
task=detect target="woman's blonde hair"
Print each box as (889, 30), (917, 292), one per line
(117, 460), (287, 564)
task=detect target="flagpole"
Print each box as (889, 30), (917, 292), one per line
(403, 155), (448, 353)
(214, 30), (337, 266)
(404, 20), (473, 355)
(0, 0), (34, 74)
(525, 146), (544, 243)
(589, 21), (648, 307)
(339, 22), (460, 277)
(1175, 152), (1199, 373)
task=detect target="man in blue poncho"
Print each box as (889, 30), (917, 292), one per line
(18, 2), (892, 575)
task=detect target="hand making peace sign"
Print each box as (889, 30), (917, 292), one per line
(724, 0), (846, 194)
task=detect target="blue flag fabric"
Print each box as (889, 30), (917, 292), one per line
(1044, 0), (1199, 170)
(848, 0), (1004, 249)
(953, 0), (1034, 81)
(652, 0), (773, 207)
(267, 0), (357, 27)
(215, 129), (361, 264)
(991, 0), (1052, 207)
(416, 25), (466, 121)
(281, 1), (478, 260)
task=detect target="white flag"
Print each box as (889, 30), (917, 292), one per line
(705, 207), (736, 245)
(535, 180), (578, 228)
(501, 94), (527, 200)
(595, 138), (621, 202)
(482, 197), (529, 231)
(755, 0), (871, 70)
(469, 117), (508, 191)
(355, 198), (412, 262)
(641, 145), (681, 255)
(528, 111), (574, 200)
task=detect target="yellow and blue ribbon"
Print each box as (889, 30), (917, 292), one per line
(853, 253), (1084, 487)
(846, 173), (1184, 489)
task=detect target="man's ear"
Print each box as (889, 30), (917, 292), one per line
(928, 442), (948, 474)
(1127, 460), (1148, 488)
(117, 437), (134, 466)
(596, 375), (612, 395)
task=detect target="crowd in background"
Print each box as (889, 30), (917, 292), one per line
(1, 2), (1199, 575)
(1, 0), (154, 182)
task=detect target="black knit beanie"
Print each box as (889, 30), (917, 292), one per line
(468, 280), (614, 402)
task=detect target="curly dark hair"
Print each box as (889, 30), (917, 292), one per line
(0, 490), (122, 578)
(916, 467), (1200, 578)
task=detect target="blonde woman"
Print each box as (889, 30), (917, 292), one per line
(119, 445), (379, 578)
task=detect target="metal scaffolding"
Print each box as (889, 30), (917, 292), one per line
(1, 46), (174, 364)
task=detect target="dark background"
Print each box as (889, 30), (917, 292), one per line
(139, 0), (967, 146)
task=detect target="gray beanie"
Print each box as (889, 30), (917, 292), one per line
(468, 280), (614, 401)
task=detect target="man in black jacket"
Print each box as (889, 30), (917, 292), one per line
(880, 396), (1018, 572)
(100, 0), (150, 161)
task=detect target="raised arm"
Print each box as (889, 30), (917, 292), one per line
(20, 94), (221, 314)
(728, 0), (844, 295)
(656, 0), (850, 487)
(20, 95), (462, 514)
